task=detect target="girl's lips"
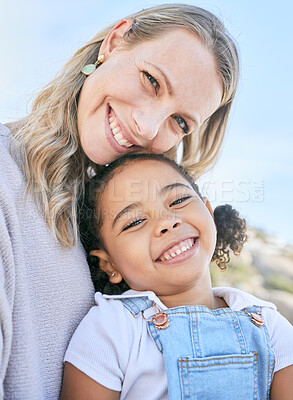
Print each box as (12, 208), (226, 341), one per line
(155, 237), (200, 266)
(105, 105), (141, 153)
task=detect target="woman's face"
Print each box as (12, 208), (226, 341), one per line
(77, 24), (223, 165)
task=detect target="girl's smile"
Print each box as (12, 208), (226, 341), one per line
(155, 236), (199, 264)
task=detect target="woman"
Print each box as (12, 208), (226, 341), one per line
(0, 3), (239, 399)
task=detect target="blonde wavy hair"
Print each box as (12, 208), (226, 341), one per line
(13, 3), (239, 247)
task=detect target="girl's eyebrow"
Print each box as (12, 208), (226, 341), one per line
(161, 183), (192, 194)
(112, 183), (193, 228)
(112, 202), (142, 228)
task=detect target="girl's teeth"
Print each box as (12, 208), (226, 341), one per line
(159, 238), (196, 261)
(110, 122), (116, 129)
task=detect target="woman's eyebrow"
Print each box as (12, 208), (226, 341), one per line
(145, 61), (173, 95)
(112, 202), (141, 228)
(144, 62), (200, 128)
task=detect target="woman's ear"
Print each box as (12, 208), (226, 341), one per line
(99, 18), (133, 57)
(89, 250), (122, 284)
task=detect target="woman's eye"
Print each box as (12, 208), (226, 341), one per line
(143, 71), (160, 92)
(122, 218), (145, 231)
(172, 115), (189, 135)
(170, 195), (192, 207)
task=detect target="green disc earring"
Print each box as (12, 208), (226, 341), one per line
(81, 54), (105, 76)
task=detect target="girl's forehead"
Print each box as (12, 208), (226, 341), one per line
(103, 160), (193, 203)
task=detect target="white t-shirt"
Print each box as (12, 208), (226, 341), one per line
(64, 287), (293, 400)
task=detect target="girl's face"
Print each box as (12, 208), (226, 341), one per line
(97, 160), (217, 305)
(77, 22), (223, 165)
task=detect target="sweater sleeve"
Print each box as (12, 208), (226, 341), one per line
(0, 128), (25, 398)
(64, 293), (135, 392)
(0, 182), (17, 398)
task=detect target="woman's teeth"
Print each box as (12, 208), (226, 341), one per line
(109, 114), (133, 148)
(158, 238), (196, 261)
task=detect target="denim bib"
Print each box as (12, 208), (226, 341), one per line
(121, 297), (275, 400)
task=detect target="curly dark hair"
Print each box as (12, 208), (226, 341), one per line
(78, 153), (247, 294)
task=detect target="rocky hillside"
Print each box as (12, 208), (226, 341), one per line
(211, 228), (293, 324)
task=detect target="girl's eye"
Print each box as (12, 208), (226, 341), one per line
(172, 115), (189, 135)
(122, 218), (145, 231)
(143, 71), (160, 92)
(170, 195), (192, 207)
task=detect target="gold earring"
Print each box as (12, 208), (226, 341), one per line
(81, 54), (105, 76)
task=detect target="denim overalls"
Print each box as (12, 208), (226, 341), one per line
(121, 296), (275, 400)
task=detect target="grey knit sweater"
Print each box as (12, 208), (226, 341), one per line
(0, 124), (95, 399)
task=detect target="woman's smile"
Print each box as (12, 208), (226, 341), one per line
(105, 105), (141, 152)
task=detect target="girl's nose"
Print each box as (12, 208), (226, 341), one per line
(156, 214), (182, 236)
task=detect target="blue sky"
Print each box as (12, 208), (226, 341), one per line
(0, 0), (292, 244)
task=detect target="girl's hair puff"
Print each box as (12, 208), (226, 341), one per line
(12, 3), (239, 247)
(78, 153), (247, 294)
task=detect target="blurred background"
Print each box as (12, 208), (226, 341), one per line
(0, 0), (292, 321)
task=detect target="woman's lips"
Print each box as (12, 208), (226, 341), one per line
(105, 105), (140, 153)
(155, 237), (199, 265)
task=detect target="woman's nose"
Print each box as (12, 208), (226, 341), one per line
(132, 109), (163, 141)
(156, 214), (182, 236)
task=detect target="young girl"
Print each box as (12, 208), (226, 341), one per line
(61, 153), (293, 400)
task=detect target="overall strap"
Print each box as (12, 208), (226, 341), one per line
(245, 305), (262, 314)
(120, 296), (154, 316)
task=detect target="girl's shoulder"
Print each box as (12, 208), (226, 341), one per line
(64, 290), (156, 365)
(213, 286), (277, 311)
(213, 287), (293, 372)
(65, 290), (148, 353)
(71, 291), (141, 333)
(64, 291), (150, 392)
